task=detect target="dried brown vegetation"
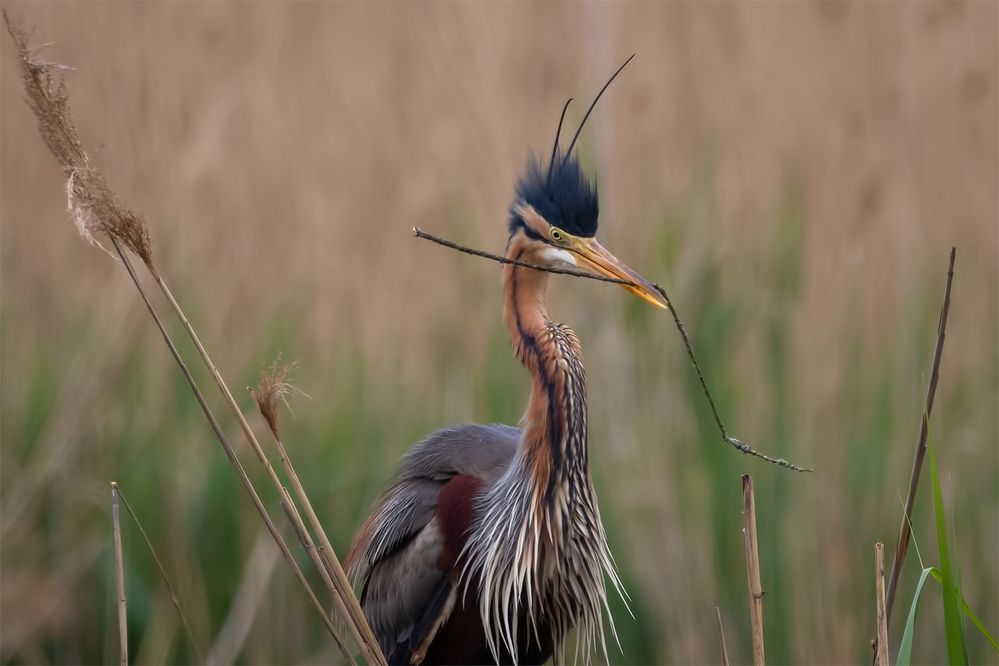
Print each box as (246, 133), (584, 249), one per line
(3, 9), (381, 663)
(4, 11), (151, 266)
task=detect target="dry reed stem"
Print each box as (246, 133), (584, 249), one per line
(115, 484), (203, 663)
(875, 543), (890, 666)
(4, 12), (367, 662)
(111, 482), (128, 666)
(252, 360), (386, 665)
(742, 474), (765, 666)
(273, 483), (360, 655)
(883, 247), (957, 627)
(110, 238), (353, 661)
(715, 606), (730, 666)
(414, 227), (812, 473)
(154, 274), (385, 666)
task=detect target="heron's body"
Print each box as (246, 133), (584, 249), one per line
(348, 234), (621, 664)
(348, 58), (666, 664)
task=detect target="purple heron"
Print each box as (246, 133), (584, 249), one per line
(347, 56), (666, 665)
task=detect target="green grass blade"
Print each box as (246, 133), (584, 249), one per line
(928, 569), (999, 652)
(897, 567), (936, 666)
(928, 440), (969, 664)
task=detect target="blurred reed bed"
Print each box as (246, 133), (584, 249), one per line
(2, 2), (997, 664)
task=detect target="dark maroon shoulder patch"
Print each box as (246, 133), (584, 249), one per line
(435, 474), (483, 571)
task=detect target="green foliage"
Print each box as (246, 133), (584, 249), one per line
(4, 169), (997, 665)
(929, 439), (970, 664)
(897, 567), (935, 666)
(897, 549), (997, 663)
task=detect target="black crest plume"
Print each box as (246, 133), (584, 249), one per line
(512, 54), (636, 239)
(564, 53), (636, 161)
(547, 97), (575, 183)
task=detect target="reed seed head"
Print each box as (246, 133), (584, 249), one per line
(4, 9), (153, 267)
(252, 357), (308, 439)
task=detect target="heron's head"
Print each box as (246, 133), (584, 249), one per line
(507, 150), (667, 310)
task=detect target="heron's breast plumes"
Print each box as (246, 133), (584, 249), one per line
(461, 321), (625, 665)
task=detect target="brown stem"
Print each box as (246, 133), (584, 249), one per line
(715, 606), (730, 666)
(650, 283), (812, 472)
(111, 482), (128, 666)
(149, 270), (385, 666)
(110, 238), (354, 663)
(116, 484), (203, 663)
(884, 247), (956, 626)
(2, 13), (368, 660)
(743, 474), (765, 666)
(875, 543), (890, 666)
(276, 482), (360, 660)
(264, 421), (382, 665)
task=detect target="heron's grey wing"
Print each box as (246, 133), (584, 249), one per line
(346, 423), (519, 660)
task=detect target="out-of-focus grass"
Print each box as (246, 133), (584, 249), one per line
(3, 219), (997, 663)
(2, 3), (997, 665)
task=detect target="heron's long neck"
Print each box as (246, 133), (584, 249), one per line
(462, 250), (616, 666)
(502, 254), (589, 500)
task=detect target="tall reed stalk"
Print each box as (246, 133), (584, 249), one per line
(742, 474), (765, 666)
(110, 237), (353, 662)
(715, 606), (730, 666)
(151, 271), (383, 664)
(875, 542), (890, 666)
(884, 248), (957, 625)
(115, 483), (203, 662)
(3, 12), (375, 663)
(251, 361), (384, 662)
(111, 482), (128, 666)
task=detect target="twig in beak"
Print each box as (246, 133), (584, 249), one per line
(414, 227), (813, 473)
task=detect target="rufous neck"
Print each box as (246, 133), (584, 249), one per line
(502, 248), (551, 365)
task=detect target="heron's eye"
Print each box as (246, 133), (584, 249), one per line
(550, 228), (564, 243)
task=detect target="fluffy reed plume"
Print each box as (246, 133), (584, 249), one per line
(4, 11), (365, 663)
(248, 359), (357, 642)
(3, 11), (151, 267)
(252, 359), (385, 665)
(111, 482), (128, 666)
(252, 359), (303, 437)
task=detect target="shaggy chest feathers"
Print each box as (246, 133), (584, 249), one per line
(456, 321), (624, 664)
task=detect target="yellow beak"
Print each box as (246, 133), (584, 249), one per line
(570, 237), (668, 309)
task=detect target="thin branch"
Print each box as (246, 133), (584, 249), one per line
(715, 606), (730, 666)
(650, 282), (811, 471)
(115, 483), (203, 663)
(111, 482), (128, 666)
(743, 474), (765, 666)
(110, 238), (354, 663)
(883, 247), (956, 627)
(414, 227), (632, 284)
(414, 227), (812, 472)
(875, 542), (890, 666)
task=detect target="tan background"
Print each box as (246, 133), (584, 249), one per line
(2, 2), (996, 664)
